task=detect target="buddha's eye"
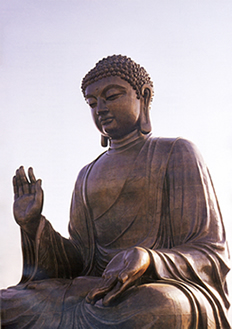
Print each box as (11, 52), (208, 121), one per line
(105, 86), (126, 101)
(89, 102), (97, 108)
(87, 98), (97, 108)
(106, 93), (121, 101)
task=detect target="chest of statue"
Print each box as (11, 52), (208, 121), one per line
(86, 140), (150, 248)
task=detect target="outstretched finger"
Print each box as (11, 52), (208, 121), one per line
(86, 276), (117, 305)
(102, 272), (139, 306)
(103, 262), (147, 306)
(13, 176), (19, 200)
(102, 281), (123, 306)
(19, 166), (30, 194)
(28, 167), (36, 183)
(16, 169), (23, 197)
(28, 167), (36, 193)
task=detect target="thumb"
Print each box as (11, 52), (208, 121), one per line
(118, 260), (143, 284)
(118, 271), (128, 284)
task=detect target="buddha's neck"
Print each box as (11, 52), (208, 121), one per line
(108, 129), (148, 153)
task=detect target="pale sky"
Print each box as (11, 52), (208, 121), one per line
(0, 0), (232, 320)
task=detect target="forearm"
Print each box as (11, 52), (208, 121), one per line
(20, 216), (83, 282)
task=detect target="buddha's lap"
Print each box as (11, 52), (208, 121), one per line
(1, 277), (215, 328)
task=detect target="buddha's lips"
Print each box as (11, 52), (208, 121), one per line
(100, 117), (114, 125)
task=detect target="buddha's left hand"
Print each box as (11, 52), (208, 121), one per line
(86, 246), (150, 306)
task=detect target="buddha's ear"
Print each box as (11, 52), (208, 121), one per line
(140, 84), (152, 134)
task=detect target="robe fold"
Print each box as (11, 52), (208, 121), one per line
(1, 136), (230, 328)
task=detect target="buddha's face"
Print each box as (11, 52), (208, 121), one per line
(85, 76), (141, 139)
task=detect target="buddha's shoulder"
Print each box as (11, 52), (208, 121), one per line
(149, 135), (197, 150)
(147, 136), (202, 160)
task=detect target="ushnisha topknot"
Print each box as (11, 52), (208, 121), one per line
(81, 55), (154, 100)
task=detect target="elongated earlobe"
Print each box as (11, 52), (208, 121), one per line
(140, 111), (152, 134)
(140, 85), (152, 134)
(101, 135), (109, 147)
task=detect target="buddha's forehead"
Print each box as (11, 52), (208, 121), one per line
(85, 76), (132, 97)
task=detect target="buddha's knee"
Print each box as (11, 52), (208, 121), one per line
(123, 282), (218, 329)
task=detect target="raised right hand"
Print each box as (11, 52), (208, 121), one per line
(13, 166), (43, 237)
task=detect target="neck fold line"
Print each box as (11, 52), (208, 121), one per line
(108, 130), (148, 152)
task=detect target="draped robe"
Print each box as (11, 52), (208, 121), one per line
(1, 135), (231, 328)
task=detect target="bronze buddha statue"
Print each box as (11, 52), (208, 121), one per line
(1, 55), (230, 328)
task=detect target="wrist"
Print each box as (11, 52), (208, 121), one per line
(21, 216), (41, 239)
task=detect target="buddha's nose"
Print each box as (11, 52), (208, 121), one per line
(96, 98), (108, 115)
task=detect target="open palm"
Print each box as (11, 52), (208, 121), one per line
(13, 166), (43, 237)
(86, 247), (150, 306)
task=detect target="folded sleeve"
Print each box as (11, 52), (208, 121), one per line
(148, 139), (230, 314)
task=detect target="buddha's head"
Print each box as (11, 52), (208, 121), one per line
(82, 55), (154, 145)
